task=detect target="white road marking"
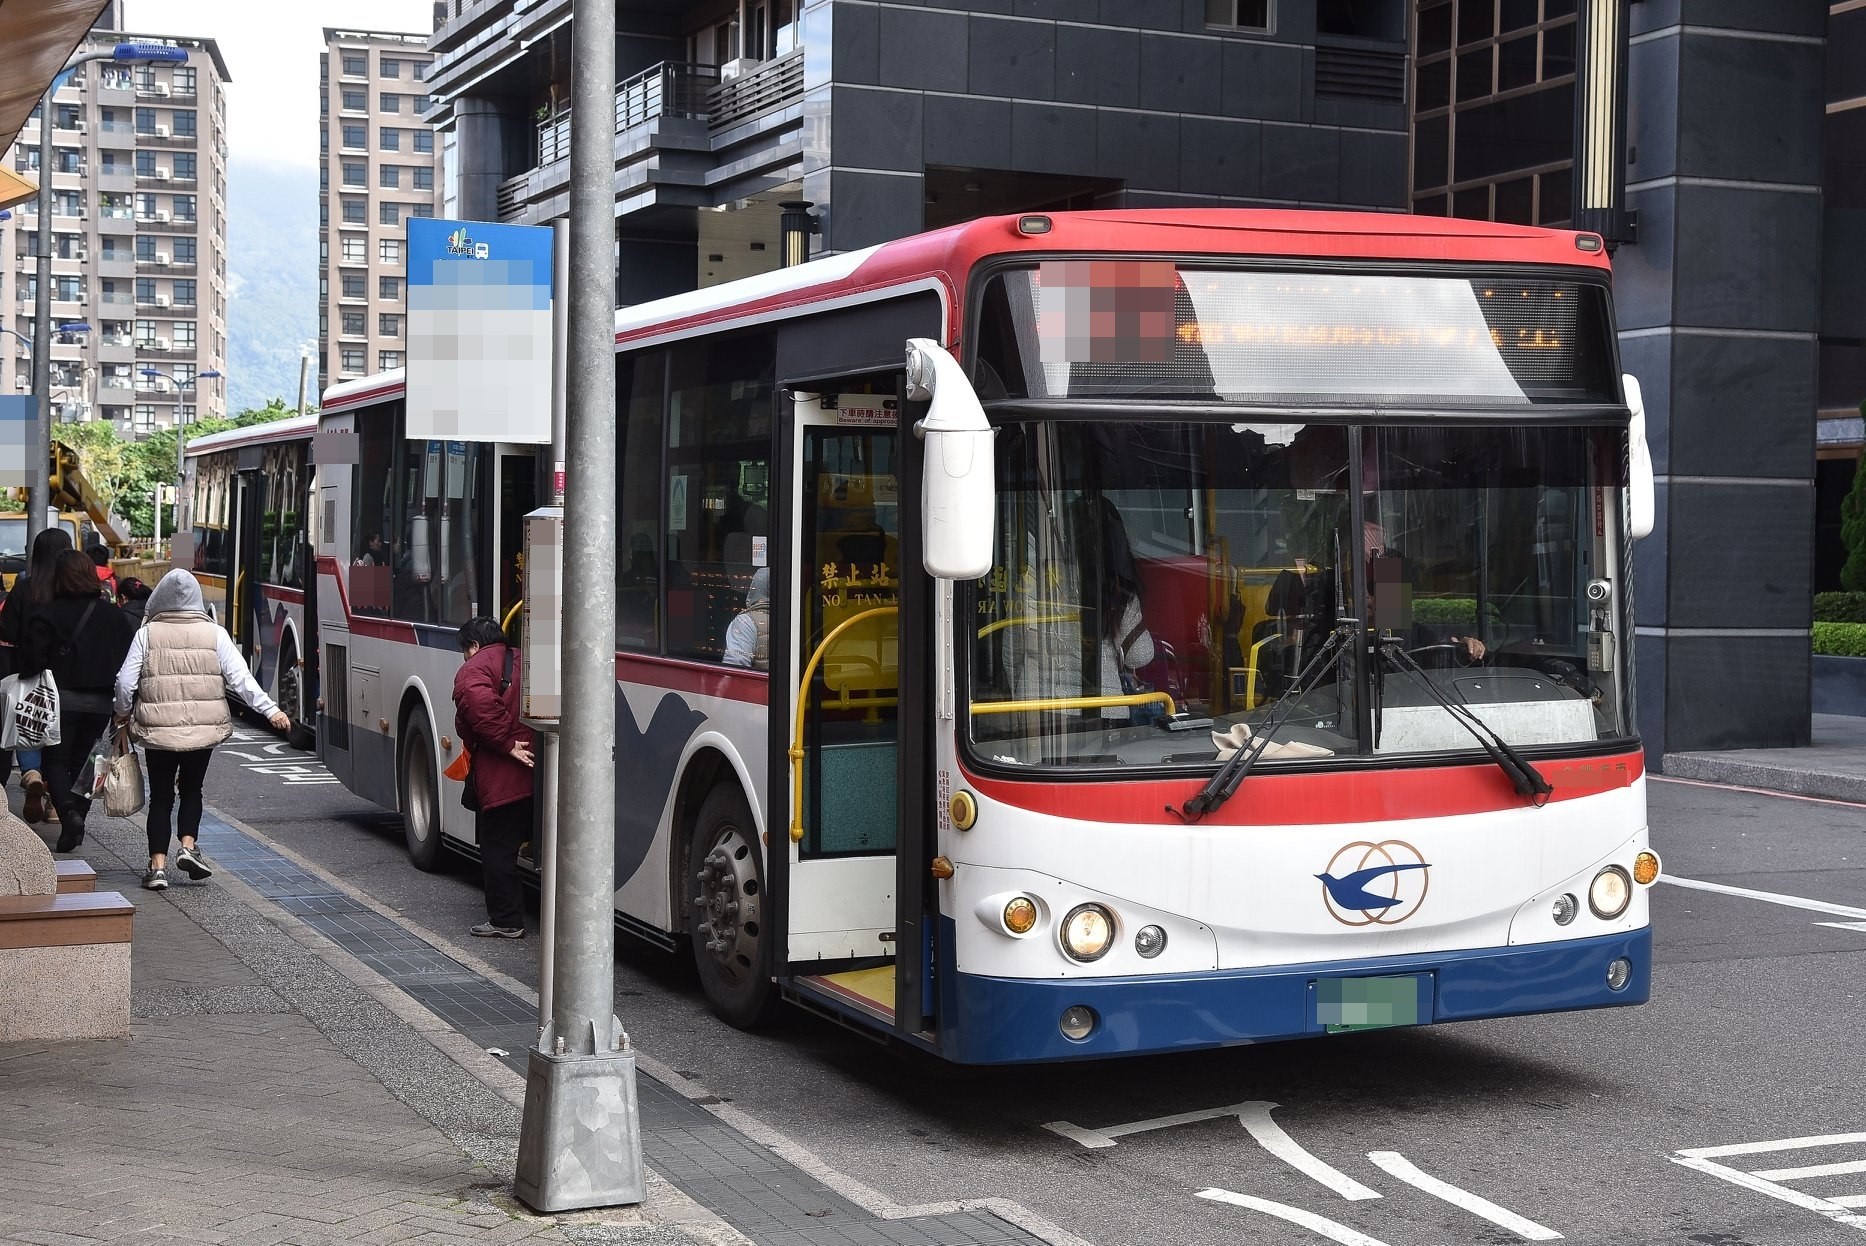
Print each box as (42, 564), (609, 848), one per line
(1752, 1158), (1866, 1181)
(1660, 875), (1866, 921)
(1818, 921), (1866, 934)
(1043, 1101), (1380, 1201)
(1196, 1188), (1389, 1246)
(1673, 1134), (1866, 1233)
(1366, 1151), (1562, 1241)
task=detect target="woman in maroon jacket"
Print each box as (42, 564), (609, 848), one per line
(451, 616), (535, 937)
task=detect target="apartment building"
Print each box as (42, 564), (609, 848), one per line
(0, 29), (231, 435)
(423, 0), (1412, 304)
(319, 29), (443, 391)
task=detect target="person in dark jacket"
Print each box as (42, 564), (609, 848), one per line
(450, 616), (534, 937)
(0, 527), (74, 816)
(87, 544), (117, 598)
(116, 577), (152, 625)
(21, 550), (135, 851)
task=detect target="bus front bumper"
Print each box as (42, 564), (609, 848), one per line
(938, 926), (1651, 1064)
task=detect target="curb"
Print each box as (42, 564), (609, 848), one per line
(1661, 754), (1866, 805)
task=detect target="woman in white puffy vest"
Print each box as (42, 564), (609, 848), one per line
(113, 569), (289, 891)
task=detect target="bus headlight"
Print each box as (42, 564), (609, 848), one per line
(1003, 897), (1039, 935)
(1134, 925), (1168, 958)
(1551, 893), (1578, 926)
(1061, 904), (1116, 962)
(1589, 866), (1632, 920)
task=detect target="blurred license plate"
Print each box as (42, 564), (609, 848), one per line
(1316, 974), (1424, 1033)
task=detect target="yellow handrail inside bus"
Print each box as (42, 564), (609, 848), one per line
(789, 605), (898, 845)
(969, 691), (1176, 717)
(975, 610), (1080, 639)
(232, 569), (246, 637)
(501, 599), (523, 636)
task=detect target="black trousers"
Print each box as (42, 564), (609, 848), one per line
(478, 797), (532, 929)
(145, 747), (214, 858)
(43, 708), (112, 845)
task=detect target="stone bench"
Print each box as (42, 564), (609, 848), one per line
(0, 892), (135, 1041)
(55, 861), (96, 893)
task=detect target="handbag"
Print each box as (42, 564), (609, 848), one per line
(104, 726), (146, 818)
(0, 670), (61, 749)
(455, 648), (513, 813)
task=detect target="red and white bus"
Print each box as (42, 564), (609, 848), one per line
(180, 414), (320, 744)
(317, 209), (1659, 1062)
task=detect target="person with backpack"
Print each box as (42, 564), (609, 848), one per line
(450, 616), (534, 938)
(20, 550), (135, 852)
(113, 569), (289, 890)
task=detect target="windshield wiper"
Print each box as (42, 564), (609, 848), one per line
(1171, 623), (1349, 824)
(1376, 638), (1554, 805)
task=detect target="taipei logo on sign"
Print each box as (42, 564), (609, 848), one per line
(445, 227), (490, 259)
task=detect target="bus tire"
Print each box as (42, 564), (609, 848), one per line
(278, 636), (313, 751)
(399, 717), (445, 873)
(686, 786), (777, 1029)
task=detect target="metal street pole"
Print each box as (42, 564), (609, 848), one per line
(29, 94), (54, 541)
(513, 0), (643, 1214)
(534, 220), (571, 1045)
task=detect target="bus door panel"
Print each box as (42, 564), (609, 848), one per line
(232, 463), (265, 663)
(783, 397), (904, 1024)
(495, 449), (537, 630)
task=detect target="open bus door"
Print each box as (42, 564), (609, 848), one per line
(229, 457), (265, 662)
(775, 387), (937, 1047)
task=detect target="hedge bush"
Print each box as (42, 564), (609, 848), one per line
(1412, 597), (1479, 627)
(1814, 592), (1866, 624)
(1813, 622), (1866, 657)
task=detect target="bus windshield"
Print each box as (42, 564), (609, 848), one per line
(0, 517), (26, 557)
(965, 420), (1632, 771)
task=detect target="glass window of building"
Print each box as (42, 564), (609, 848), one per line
(342, 87), (366, 111)
(175, 66), (196, 94)
(136, 277), (156, 303)
(379, 164), (399, 189)
(173, 236), (196, 263)
(380, 93), (401, 113)
(341, 271), (366, 299)
(174, 279), (196, 305)
(408, 203), (433, 219)
(413, 129), (433, 154)
(134, 405), (155, 432)
(175, 322), (196, 348)
(341, 235), (367, 263)
(378, 350), (404, 371)
(378, 201), (400, 225)
(342, 123), (366, 149)
(135, 150), (156, 176)
(136, 235), (156, 261)
(342, 54), (367, 76)
(135, 320), (157, 345)
(173, 110), (197, 137)
(341, 197), (366, 224)
(379, 238), (401, 264)
(380, 127), (400, 151)
(173, 195), (196, 221)
(380, 57), (401, 78)
(379, 276), (401, 300)
(341, 347), (366, 373)
(342, 161), (366, 187)
(379, 313), (402, 337)
(1205, 0), (1271, 29)
(412, 166), (433, 191)
(134, 107), (156, 134)
(342, 310), (366, 336)
(174, 152), (196, 180)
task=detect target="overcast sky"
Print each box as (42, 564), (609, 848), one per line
(124, 0), (438, 170)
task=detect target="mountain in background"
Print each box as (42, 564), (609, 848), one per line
(225, 161), (317, 415)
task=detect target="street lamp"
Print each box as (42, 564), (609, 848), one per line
(141, 365), (219, 543)
(28, 40), (190, 543)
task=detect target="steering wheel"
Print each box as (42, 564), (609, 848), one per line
(1406, 641), (1480, 668)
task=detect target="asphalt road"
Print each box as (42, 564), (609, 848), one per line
(193, 730), (1866, 1246)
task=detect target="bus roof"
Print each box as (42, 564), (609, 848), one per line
(319, 209), (1613, 409)
(183, 413), (319, 458)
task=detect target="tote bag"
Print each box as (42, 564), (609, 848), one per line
(104, 727), (146, 817)
(0, 670), (61, 750)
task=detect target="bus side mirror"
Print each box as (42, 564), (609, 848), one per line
(906, 338), (995, 580)
(1623, 373), (1654, 541)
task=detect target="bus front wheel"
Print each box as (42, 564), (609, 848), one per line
(686, 786), (777, 1029)
(399, 718), (444, 873)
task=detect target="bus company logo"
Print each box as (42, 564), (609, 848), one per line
(1316, 840), (1431, 926)
(445, 227), (491, 260)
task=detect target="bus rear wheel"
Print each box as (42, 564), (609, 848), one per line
(399, 717), (444, 873)
(277, 638), (314, 751)
(687, 787), (777, 1029)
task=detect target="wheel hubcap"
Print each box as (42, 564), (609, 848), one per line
(693, 825), (760, 983)
(407, 746), (432, 842)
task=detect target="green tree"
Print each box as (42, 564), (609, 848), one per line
(1844, 402), (1866, 593)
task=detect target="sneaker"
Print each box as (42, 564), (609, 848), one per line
(21, 772), (46, 824)
(174, 844), (213, 881)
(470, 922), (523, 939)
(54, 827), (84, 853)
(141, 868), (168, 891)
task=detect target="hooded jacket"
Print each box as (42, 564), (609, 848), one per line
(451, 641), (534, 811)
(114, 569), (279, 750)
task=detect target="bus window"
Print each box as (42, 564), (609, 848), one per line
(617, 350), (666, 651)
(350, 405), (395, 616)
(662, 334), (774, 663)
(497, 452), (533, 627)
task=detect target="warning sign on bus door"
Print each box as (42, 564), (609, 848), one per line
(835, 398), (897, 428)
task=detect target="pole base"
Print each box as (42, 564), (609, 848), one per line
(513, 1043), (645, 1213)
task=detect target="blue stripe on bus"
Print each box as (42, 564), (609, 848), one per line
(934, 923), (1651, 1064)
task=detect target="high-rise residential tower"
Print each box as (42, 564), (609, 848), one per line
(318, 28), (443, 392)
(0, 28), (231, 435)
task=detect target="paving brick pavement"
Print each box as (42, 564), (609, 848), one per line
(0, 817), (721, 1246)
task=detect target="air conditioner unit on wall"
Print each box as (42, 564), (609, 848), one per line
(155, 294), (169, 307)
(73, 120), (87, 134)
(156, 252), (171, 265)
(154, 124), (170, 138)
(154, 209), (170, 222)
(155, 168), (170, 181)
(154, 336), (170, 350)
(719, 58), (762, 81)
(155, 83), (170, 97)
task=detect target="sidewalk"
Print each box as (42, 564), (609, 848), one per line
(0, 803), (1068, 1246)
(1662, 713), (1866, 803)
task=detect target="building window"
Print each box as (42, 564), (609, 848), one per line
(136, 236), (156, 261)
(134, 107), (156, 134)
(412, 166), (433, 191)
(379, 238), (401, 264)
(134, 404), (156, 432)
(380, 57), (401, 79)
(136, 320), (157, 346)
(341, 310), (366, 336)
(136, 277), (156, 303)
(342, 124), (366, 149)
(380, 127), (400, 151)
(174, 279), (196, 305)
(136, 150), (156, 176)
(342, 87), (366, 112)
(341, 235), (367, 263)
(378, 350), (404, 371)
(379, 164), (400, 189)
(380, 93), (401, 113)
(379, 313), (402, 337)
(173, 236), (196, 264)
(342, 162), (366, 187)
(342, 54), (367, 77)
(341, 272), (366, 299)
(174, 152), (197, 179)
(175, 322), (196, 348)
(341, 347), (366, 373)
(379, 276), (402, 301)
(408, 203), (433, 219)
(173, 110), (197, 137)
(173, 195), (196, 221)
(1205, 0), (1271, 30)
(176, 66), (196, 94)
(413, 129), (433, 155)
(341, 197), (366, 224)
(378, 201), (400, 226)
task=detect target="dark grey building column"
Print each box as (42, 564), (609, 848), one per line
(1617, 1), (1827, 761)
(454, 96), (507, 223)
